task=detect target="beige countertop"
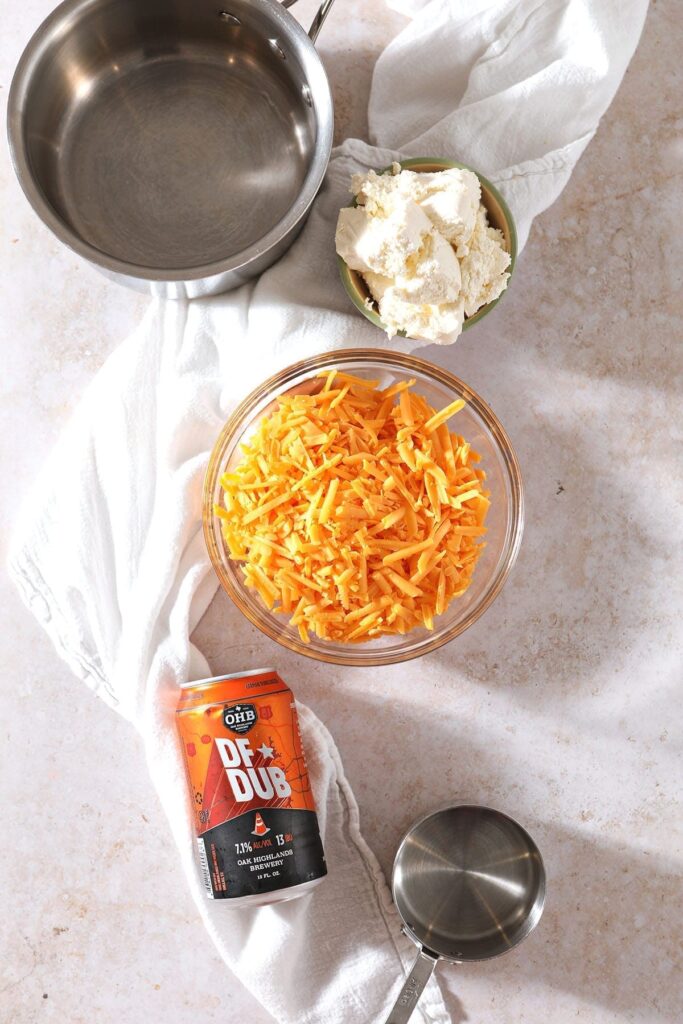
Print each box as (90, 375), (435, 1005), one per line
(1, 2), (681, 1022)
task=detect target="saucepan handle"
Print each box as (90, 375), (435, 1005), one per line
(281, 0), (338, 43)
(383, 947), (440, 1024)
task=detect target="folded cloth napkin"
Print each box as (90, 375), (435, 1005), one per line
(9, 2), (647, 1021)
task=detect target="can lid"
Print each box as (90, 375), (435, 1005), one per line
(180, 669), (276, 689)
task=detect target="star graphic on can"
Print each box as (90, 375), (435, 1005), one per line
(256, 743), (274, 760)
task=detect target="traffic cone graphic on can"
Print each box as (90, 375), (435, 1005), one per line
(252, 812), (270, 837)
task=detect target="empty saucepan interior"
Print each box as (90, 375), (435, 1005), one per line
(384, 805), (546, 1024)
(8, 0), (335, 295)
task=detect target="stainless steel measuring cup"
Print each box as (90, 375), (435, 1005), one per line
(385, 805), (546, 1024)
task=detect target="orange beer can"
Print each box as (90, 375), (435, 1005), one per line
(176, 668), (327, 905)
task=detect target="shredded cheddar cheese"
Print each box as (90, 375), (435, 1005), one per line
(217, 371), (490, 643)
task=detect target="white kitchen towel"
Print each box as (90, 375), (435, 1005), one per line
(9, 2), (647, 1022)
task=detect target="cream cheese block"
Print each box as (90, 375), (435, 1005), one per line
(337, 164), (510, 344)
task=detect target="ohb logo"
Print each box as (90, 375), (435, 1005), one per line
(223, 703), (257, 734)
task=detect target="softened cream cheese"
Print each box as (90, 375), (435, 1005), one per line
(336, 165), (510, 344)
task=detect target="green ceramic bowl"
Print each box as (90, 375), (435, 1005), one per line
(338, 157), (517, 340)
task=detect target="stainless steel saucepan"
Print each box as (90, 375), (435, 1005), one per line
(385, 805), (546, 1024)
(7, 0), (336, 297)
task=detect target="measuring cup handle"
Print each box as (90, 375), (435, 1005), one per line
(383, 947), (439, 1024)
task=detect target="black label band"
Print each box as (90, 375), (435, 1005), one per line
(198, 808), (327, 899)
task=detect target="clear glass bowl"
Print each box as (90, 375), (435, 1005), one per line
(203, 350), (524, 666)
